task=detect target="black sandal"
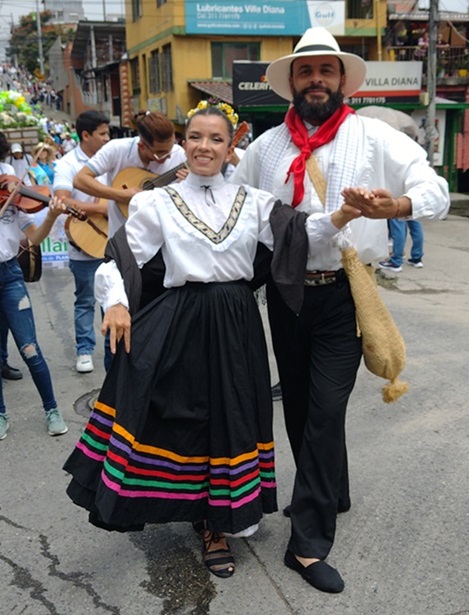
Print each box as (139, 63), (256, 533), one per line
(202, 529), (235, 578)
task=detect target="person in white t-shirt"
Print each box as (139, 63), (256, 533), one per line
(73, 110), (187, 238)
(53, 111), (112, 374)
(7, 143), (33, 185)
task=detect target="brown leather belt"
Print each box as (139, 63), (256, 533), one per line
(304, 270), (340, 286)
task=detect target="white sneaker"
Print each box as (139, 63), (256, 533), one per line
(406, 259), (424, 268)
(76, 354), (94, 373)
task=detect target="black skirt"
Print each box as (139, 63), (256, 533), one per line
(64, 281), (277, 534)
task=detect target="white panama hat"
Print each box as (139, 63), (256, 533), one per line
(266, 27), (367, 101)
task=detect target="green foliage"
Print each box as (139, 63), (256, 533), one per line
(8, 11), (74, 75)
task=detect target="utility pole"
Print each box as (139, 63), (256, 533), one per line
(36, 0), (45, 76)
(425, 0), (438, 166)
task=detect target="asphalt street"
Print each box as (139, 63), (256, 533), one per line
(1, 213), (469, 615)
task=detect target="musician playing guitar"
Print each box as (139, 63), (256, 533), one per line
(73, 111), (187, 239)
(53, 111), (112, 374)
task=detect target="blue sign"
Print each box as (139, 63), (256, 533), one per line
(185, 1), (345, 36)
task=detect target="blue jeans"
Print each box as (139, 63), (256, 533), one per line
(69, 258), (112, 371)
(0, 258), (57, 415)
(0, 317), (8, 362)
(388, 219), (424, 267)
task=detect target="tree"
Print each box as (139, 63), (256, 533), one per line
(8, 12), (75, 75)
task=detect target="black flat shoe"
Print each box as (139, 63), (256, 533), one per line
(284, 550), (344, 593)
(283, 502), (351, 517)
(2, 363), (23, 380)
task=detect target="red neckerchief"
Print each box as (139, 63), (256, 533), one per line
(284, 104), (355, 207)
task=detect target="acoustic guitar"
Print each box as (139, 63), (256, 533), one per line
(113, 163), (188, 218)
(63, 164), (186, 256)
(64, 212), (109, 259)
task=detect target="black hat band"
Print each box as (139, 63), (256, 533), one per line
(295, 44), (338, 54)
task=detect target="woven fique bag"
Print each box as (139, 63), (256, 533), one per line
(341, 245), (409, 403)
(305, 154), (409, 402)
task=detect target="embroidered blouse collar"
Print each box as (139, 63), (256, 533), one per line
(185, 173), (225, 190)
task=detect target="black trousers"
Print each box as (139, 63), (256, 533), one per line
(267, 272), (362, 559)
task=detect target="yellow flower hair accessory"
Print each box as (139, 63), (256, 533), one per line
(186, 99), (239, 127)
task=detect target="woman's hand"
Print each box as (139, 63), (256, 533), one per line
(47, 195), (67, 219)
(102, 303), (131, 354)
(341, 187), (399, 219)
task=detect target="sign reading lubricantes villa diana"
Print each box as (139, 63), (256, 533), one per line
(185, 1), (345, 35)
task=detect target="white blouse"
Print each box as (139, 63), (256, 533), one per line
(95, 173), (276, 312)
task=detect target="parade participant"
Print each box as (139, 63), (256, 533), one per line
(1, 137), (24, 382)
(53, 110), (112, 374)
(28, 142), (55, 185)
(63, 106), (278, 579)
(73, 110), (187, 238)
(0, 132), (68, 440)
(230, 27), (449, 593)
(8, 143), (33, 184)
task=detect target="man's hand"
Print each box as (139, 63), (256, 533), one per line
(341, 187), (403, 219)
(175, 166), (189, 181)
(115, 187), (142, 205)
(102, 303), (131, 354)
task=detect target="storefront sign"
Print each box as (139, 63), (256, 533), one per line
(185, 1), (345, 35)
(35, 209), (69, 267)
(347, 62), (423, 105)
(233, 61), (287, 106)
(233, 60), (423, 107)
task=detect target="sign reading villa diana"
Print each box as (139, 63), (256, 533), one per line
(347, 62), (423, 105)
(233, 61), (423, 106)
(185, 1), (345, 35)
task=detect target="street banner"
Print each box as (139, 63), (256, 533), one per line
(185, 1), (345, 35)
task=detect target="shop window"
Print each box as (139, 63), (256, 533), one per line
(347, 0), (373, 19)
(132, 0), (142, 21)
(130, 58), (141, 95)
(149, 50), (161, 94)
(211, 43), (260, 80)
(161, 44), (173, 91)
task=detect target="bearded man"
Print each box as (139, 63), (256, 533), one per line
(230, 27), (449, 593)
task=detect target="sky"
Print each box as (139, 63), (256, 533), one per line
(0, 0), (125, 25)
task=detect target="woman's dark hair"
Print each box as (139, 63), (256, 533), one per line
(76, 111), (110, 141)
(185, 107), (234, 142)
(0, 131), (11, 160)
(133, 110), (175, 144)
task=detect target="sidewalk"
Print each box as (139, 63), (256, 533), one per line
(449, 191), (469, 216)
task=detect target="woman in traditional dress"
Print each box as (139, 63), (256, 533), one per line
(63, 106), (278, 578)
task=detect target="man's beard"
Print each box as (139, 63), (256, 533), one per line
(292, 86), (344, 124)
